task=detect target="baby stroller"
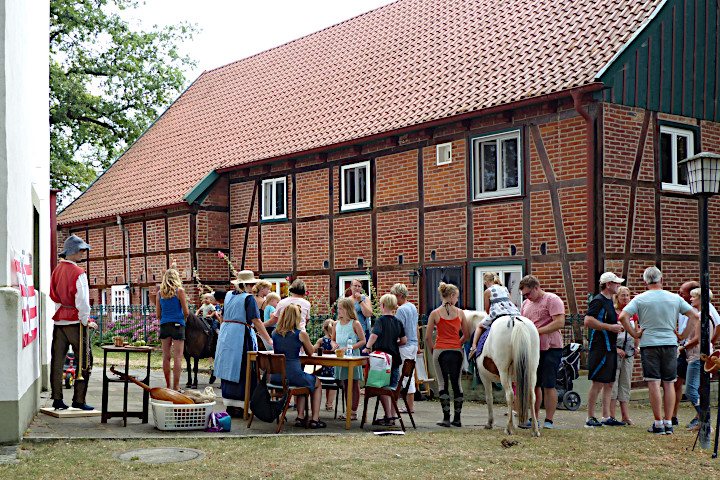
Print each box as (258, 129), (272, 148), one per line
(556, 343), (582, 410)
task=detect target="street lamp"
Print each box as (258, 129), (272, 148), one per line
(409, 268), (422, 286)
(679, 152), (720, 452)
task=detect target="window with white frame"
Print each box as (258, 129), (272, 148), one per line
(473, 265), (524, 309)
(263, 277), (289, 296)
(471, 130), (521, 199)
(340, 161), (371, 211)
(436, 142), (452, 165)
(261, 177), (287, 220)
(660, 125), (694, 192)
(338, 274), (370, 298)
(141, 287), (150, 307)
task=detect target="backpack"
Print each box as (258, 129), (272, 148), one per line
(249, 371), (289, 423)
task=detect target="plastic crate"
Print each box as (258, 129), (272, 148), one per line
(151, 400), (215, 431)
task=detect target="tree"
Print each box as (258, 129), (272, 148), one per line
(50, 0), (197, 203)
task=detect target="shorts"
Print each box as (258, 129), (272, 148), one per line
(587, 348), (618, 383)
(159, 322), (186, 340)
(384, 366), (400, 390)
(676, 349), (688, 380)
(641, 345), (677, 382)
(536, 348), (562, 389)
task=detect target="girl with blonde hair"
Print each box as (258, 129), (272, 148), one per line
(470, 272), (521, 359)
(156, 269), (189, 391)
(332, 297), (366, 420)
(426, 282), (470, 427)
(271, 305), (325, 428)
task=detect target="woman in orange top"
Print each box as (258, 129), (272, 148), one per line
(426, 282), (470, 427)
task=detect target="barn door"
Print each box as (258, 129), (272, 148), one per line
(424, 266), (463, 315)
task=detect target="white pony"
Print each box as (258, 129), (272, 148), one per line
(467, 310), (541, 437)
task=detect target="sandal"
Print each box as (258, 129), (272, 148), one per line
(372, 417), (395, 426)
(309, 419), (327, 429)
(339, 412), (357, 421)
(398, 408), (415, 414)
(325, 404), (334, 411)
(294, 418), (306, 427)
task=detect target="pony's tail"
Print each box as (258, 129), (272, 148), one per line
(512, 318), (535, 425)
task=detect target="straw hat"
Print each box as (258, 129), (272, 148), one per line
(231, 270), (260, 286)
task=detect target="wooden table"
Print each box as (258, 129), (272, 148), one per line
(101, 345), (154, 426)
(244, 351), (367, 430)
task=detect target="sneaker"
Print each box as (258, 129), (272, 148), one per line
(518, 420), (539, 429)
(602, 417), (627, 427)
(648, 424), (666, 434)
(542, 420), (554, 429)
(671, 416), (679, 426)
(687, 417), (699, 429)
(585, 417), (603, 428)
(665, 425), (674, 435)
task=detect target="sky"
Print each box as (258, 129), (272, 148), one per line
(123, 0), (395, 83)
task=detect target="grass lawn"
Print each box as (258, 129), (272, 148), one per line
(5, 427), (720, 479)
(92, 345), (213, 371)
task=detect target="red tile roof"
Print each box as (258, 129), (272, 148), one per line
(58, 0), (663, 225)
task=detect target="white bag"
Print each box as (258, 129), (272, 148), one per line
(366, 351), (392, 387)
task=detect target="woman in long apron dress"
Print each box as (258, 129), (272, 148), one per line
(213, 270), (273, 417)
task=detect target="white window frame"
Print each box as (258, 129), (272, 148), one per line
(660, 125), (694, 193)
(140, 287), (151, 307)
(471, 130), (522, 200)
(436, 142), (452, 165)
(340, 161), (371, 211)
(261, 177), (287, 220)
(263, 277), (289, 296)
(338, 274), (371, 298)
(473, 265), (524, 310)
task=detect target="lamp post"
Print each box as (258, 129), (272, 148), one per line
(679, 152), (720, 452)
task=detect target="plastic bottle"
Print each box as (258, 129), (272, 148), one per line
(346, 336), (354, 357)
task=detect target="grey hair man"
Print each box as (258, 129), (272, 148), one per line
(390, 283), (418, 415)
(619, 266), (699, 435)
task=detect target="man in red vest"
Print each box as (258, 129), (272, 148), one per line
(50, 235), (97, 410)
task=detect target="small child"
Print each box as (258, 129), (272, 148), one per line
(362, 293), (407, 426)
(333, 298), (366, 420)
(260, 292), (281, 350)
(196, 292), (220, 334)
(314, 319), (337, 410)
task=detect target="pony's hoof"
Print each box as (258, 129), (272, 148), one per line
(504, 429), (513, 436)
(532, 430), (540, 438)
(484, 424), (493, 430)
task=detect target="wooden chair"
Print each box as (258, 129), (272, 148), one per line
(360, 359), (416, 431)
(247, 352), (310, 433)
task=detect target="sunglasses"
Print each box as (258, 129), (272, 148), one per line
(521, 291), (530, 299)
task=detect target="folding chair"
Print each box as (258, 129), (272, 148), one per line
(360, 359), (416, 431)
(247, 352), (310, 433)
(415, 351), (436, 399)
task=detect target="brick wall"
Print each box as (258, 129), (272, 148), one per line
(558, 186), (587, 254)
(261, 222), (292, 271)
(334, 214), (372, 269)
(230, 181), (257, 224)
(88, 260), (105, 286)
(167, 215), (190, 251)
(230, 226), (258, 272)
(376, 270), (420, 306)
(298, 274), (330, 314)
(106, 258), (125, 285)
(529, 190), (558, 255)
(146, 219), (166, 252)
(87, 228), (104, 257)
(702, 120), (720, 153)
(376, 209), (418, 266)
(473, 200), (523, 258)
(296, 169), (329, 218)
(376, 150), (418, 207)
(130, 256), (146, 284)
(422, 140), (466, 207)
(146, 254), (167, 283)
(538, 118), (586, 181)
(424, 208), (467, 262)
(196, 211), (229, 249)
(105, 225), (123, 257)
(201, 176), (229, 207)
(296, 220), (329, 271)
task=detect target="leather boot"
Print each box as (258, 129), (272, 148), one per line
(437, 391), (451, 427)
(451, 394), (464, 427)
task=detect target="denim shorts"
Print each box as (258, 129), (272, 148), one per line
(160, 322), (185, 340)
(536, 348), (562, 388)
(384, 366), (400, 390)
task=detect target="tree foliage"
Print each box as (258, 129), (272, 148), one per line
(50, 0), (197, 203)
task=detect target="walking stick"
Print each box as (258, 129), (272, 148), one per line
(713, 376), (720, 458)
(77, 322), (85, 381)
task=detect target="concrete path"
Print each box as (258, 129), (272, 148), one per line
(24, 366), (701, 440)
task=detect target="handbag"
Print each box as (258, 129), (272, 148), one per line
(249, 371), (288, 423)
(366, 351), (392, 387)
(205, 411), (231, 432)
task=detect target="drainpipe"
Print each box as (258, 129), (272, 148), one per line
(117, 215), (131, 294)
(571, 87), (597, 295)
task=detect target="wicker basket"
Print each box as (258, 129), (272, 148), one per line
(151, 400), (216, 431)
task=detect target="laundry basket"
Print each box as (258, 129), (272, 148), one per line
(151, 400), (216, 431)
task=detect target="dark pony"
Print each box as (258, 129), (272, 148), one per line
(183, 313), (217, 389)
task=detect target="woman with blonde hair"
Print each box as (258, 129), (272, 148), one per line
(156, 269), (189, 391)
(251, 280), (273, 314)
(272, 305), (325, 428)
(214, 270), (273, 417)
(332, 297), (366, 420)
(609, 286), (639, 425)
(426, 282), (470, 427)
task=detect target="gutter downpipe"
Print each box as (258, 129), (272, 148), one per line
(571, 87), (598, 295)
(117, 215), (131, 294)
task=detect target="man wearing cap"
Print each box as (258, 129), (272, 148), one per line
(619, 266), (699, 434)
(584, 272), (625, 427)
(49, 235), (97, 410)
